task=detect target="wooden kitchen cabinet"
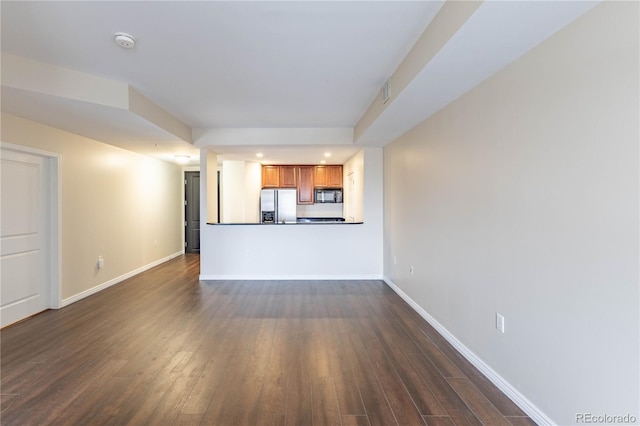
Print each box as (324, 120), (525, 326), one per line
(279, 166), (297, 188)
(314, 166), (328, 187)
(327, 165), (343, 187)
(297, 166), (315, 204)
(314, 165), (343, 188)
(263, 164), (341, 201)
(262, 165), (280, 188)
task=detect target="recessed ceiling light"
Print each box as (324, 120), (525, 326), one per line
(174, 155), (190, 164)
(256, 153), (264, 158)
(320, 160), (327, 164)
(324, 152), (331, 157)
(114, 32), (136, 49)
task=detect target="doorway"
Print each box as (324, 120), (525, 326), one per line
(1, 144), (60, 327)
(184, 171), (200, 253)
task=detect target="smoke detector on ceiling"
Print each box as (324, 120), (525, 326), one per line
(114, 32), (135, 49)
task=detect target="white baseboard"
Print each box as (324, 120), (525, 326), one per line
(383, 276), (555, 426)
(61, 251), (184, 307)
(199, 274), (384, 281)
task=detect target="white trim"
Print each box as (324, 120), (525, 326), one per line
(183, 170), (200, 252)
(181, 170), (186, 252)
(48, 153), (62, 309)
(0, 142), (63, 310)
(1, 141), (60, 160)
(61, 251), (184, 307)
(383, 276), (555, 426)
(199, 274), (384, 281)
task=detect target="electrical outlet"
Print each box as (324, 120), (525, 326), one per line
(97, 256), (104, 269)
(409, 266), (414, 275)
(394, 256), (397, 265)
(496, 313), (505, 333)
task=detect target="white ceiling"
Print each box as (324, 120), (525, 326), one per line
(1, 1), (441, 128)
(0, 1), (598, 166)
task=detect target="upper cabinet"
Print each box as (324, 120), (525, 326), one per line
(315, 165), (343, 188)
(279, 166), (297, 188)
(261, 164), (343, 204)
(297, 166), (315, 204)
(262, 165), (280, 188)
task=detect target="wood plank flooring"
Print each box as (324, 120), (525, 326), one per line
(0, 254), (536, 425)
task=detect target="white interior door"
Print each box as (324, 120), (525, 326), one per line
(1, 148), (51, 327)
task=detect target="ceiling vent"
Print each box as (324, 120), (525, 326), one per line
(382, 78), (391, 104)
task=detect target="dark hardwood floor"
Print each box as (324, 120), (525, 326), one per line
(1, 254), (536, 425)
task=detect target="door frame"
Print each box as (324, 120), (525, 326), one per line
(1, 142), (61, 310)
(184, 170), (200, 253)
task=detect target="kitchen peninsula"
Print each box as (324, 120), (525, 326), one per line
(199, 148), (383, 280)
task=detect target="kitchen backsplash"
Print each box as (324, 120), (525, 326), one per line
(297, 203), (344, 218)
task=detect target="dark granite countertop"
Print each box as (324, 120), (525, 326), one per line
(207, 221), (363, 225)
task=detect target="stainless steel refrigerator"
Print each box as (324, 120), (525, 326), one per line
(260, 189), (297, 223)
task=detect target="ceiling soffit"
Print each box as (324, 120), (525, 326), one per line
(0, 1), (601, 163)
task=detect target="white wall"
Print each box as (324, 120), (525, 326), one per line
(383, 3), (638, 424)
(220, 160), (261, 223)
(205, 150), (218, 223)
(244, 161), (261, 223)
(193, 127), (353, 146)
(297, 203), (343, 218)
(200, 147), (383, 279)
(221, 160), (245, 223)
(1, 113), (184, 301)
(344, 150), (364, 222)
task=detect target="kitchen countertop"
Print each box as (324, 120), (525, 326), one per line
(208, 217), (362, 225)
(207, 221), (363, 225)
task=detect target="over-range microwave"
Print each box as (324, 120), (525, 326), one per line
(315, 188), (343, 203)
